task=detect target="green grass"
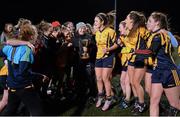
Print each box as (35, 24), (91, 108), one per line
(60, 48), (180, 116)
(0, 45), (179, 116)
(0, 73), (171, 116)
(61, 103), (149, 116)
(60, 75), (168, 116)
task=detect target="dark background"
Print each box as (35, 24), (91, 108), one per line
(0, 0), (179, 34)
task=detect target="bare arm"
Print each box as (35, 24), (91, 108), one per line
(103, 38), (122, 54)
(107, 43), (119, 52)
(6, 39), (35, 52)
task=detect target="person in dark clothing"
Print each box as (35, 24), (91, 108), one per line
(35, 21), (54, 77)
(45, 21), (63, 96)
(50, 25), (74, 98)
(73, 22), (97, 99)
(34, 21), (55, 96)
(0, 24), (45, 116)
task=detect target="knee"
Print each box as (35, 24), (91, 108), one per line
(129, 79), (134, 86)
(150, 97), (160, 107)
(124, 78), (130, 86)
(1, 98), (8, 104)
(169, 101), (180, 109)
(131, 80), (139, 88)
(145, 87), (151, 96)
(120, 78), (125, 85)
(96, 76), (102, 82)
(102, 76), (110, 83)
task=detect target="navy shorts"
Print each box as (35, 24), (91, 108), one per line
(146, 65), (153, 73)
(95, 55), (115, 68)
(128, 61), (135, 66)
(128, 58), (145, 68)
(128, 60), (145, 68)
(122, 66), (127, 72)
(134, 60), (145, 68)
(152, 68), (180, 88)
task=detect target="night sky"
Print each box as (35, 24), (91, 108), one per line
(0, 0), (179, 34)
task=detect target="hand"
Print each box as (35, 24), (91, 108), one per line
(159, 29), (168, 34)
(42, 75), (49, 83)
(27, 42), (35, 53)
(117, 38), (121, 45)
(67, 43), (72, 47)
(4, 40), (10, 45)
(83, 47), (88, 52)
(103, 48), (109, 54)
(4, 60), (8, 66)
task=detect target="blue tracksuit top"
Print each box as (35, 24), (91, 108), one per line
(0, 45), (34, 89)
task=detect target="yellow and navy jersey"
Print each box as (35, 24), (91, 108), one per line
(124, 34), (136, 50)
(146, 32), (161, 66)
(120, 35), (133, 53)
(120, 52), (130, 67)
(119, 36), (131, 66)
(126, 27), (150, 62)
(149, 32), (176, 69)
(125, 27), (149, 50)
(122, 29), (137, 63)
(95, 27), (116, 59)
(134, 27), (150, 50)
(0, 64), (8, 76)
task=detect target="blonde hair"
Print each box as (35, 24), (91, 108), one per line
(19, 24), (37, 43)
